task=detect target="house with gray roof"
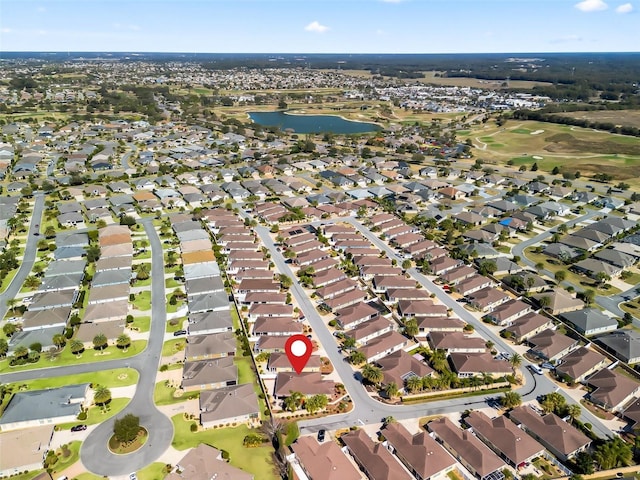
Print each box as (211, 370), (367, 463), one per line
(594, 249), (637, 269)
(199, 384), (260, 429)
(188, 310), (233, 336)
(561, 309), (618, 337)
(0, 384), (89, 431)
(182, 357), (237, 392)
(596, 330), (640, 364)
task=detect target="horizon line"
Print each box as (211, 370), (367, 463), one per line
(2, 50), (640, 55)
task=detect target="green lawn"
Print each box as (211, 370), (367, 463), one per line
(58, 397), (130, 429)
(131, 315), (151, 332)
(235, 352), (269, 419)
(154, 381), (199, 406)
(136, 462), (170, 480)
(50, 441), (82, 476)
(5, 368), (138, 391)
(132, 291), (152, 310)
(73, 473), (105, 480)
(162, 338), (186, 357)
(133, 277), (152, 287)
(0, 341), (146, 374)
(621, 272), (640, 287)
(165, 277), (181, 289)
(166, 317), (186, 333)
(0, 267), (19, 293)
(171, 415), (278, 480)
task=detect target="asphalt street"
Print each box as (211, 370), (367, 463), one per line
(79, 218), (174, 476)
(0, 193), (45, 321)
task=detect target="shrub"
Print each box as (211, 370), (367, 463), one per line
(77, 411), (87, 421)
(190, 423), (198, 432)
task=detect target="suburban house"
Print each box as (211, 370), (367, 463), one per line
(555, 347), (608, 384)
(181, 358), (238, 392)
(290, 436), (362, 480)
(527, 330), (578, 363)
(0, 425), (55, 477)
(198, 384), (260, 429)
(465, 411), (545, 468)
(342, 429), (413, 480)
(428, 417), (506, 480)
(376, 350), (434, 391)
(166, 443), (253, 480)
(509, 406), (591, 461)
(561, 309), (618, 337)
(382, 422), (457, 480)
(586, 368), (640, 412)
(595, 330), (640, 364)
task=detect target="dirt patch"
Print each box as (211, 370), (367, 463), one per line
(557, 110), (640, 129)
(543, 133), (640, 155)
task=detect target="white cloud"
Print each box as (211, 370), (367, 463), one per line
(575, 0), (608, 11)
(1, 28), (12, 34)
(380, 0), (405, 3)
(616, 2), (634, 13)
(304, 21), (329, 33)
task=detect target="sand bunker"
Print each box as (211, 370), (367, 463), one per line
(532, 155), (543, 160)
(530, 130), (545, 135)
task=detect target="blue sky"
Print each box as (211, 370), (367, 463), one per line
(1, 0), (638, 53)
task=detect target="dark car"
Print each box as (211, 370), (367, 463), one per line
(317, 429), (326, 442)
(71, 424), (87, 432)
(173, 330), (187, 336)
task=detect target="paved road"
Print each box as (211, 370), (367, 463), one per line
(0, 193), (45, 321)
(79, 218), (173, 476)
(315, 217), (614, 437)
(248, 220), (605, 437)
(511, 209), (640, 326)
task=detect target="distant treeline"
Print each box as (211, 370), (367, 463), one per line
(512, 107), (640, 137)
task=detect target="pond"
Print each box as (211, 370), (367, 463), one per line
(248, 110), (381, 134)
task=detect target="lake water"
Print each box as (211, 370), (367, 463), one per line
(248, 111), (381, 134)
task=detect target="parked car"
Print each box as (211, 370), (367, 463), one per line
(541, 362), (555, 370)
(71, 424), (87, 432)
(529, 364), (544, 375)
(173, 330), (187, 337)
(317, 429), (326, 442)
(129, 474), (138, 480)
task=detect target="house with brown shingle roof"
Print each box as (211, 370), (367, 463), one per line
(291, 436), (362, 480)
(267, 352), (321, 373)
(509, 405), (591, 461)
(336, 302), (380, 330)
(417, 317), (466, 335)
(376, 350), (434, 391)
(586, 368), (640, 412)
(465, 411), (545, 468)
(555, 347), (608, 384)
(502, 312), (553, 343)
(428, 332), (487, 354)
(382, 422), (456, 480)
(166, 443), (253, 480)
(485, 299), (532, 326)
(528, 330), (578, 362)
(449, 352), (512, 378)
(184, 332), (236, 361)
(467, 287), (510, 312)
(342, 429), (413, 480)
(274, 372), (335, 398)
(346, 316), (394, 345)
(428, 417), (506, 480)
(199, 384), (259, 429)
(359, 331), (410, 363)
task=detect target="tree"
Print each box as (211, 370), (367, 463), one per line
(2, 323), (17, 337)
(305, 394), (328, 413)
(93, 385), (112, 410)
(85, 245), (101, 263)
(595, 272), (611, 287)
(135, 264), (150, 282)
(284, 391), (303, 412)
(509, 353), (523, 376)
(113, 414), (140, 443)
(119, 215), (136, 226)
(581, 289), (596, 305)
(93, 333), (108, 351)
(406, 375), (424, 394)
(70, 339), (84, 357)
(13, 345), (28, 360)
(567, 404), (581, 424)
(24, 275), (41, 290)
(574, 451), (595, 474)
(593, 436), (632, 470)
(401, 259), (412, 270)
(342, 337), (356, 350)
(278, 274), (292, 290)
(500, 391), (522, 409)
(6, 298), (17, 315)
(0, 338), (8, 357)
(540, 392), (566, 414)
(116, 334), (131, 351)
(348, 350), (366, 365)
(361, 364), (384, 386)
(403, 318), (419, 338)
(531, 162), (538, 171)
(52, 334), (66, 349)
(552, 166), (560, 175)
(384, 382), (399, 399)
(478, 260), (497, 276)
(243, 433), (266, 447)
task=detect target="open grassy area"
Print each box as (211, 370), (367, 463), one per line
(132, 290), (152, 310)
(0, 341), (145, 374)
(154, 381), (199, 406)
(5, 368), (138, 391)
(166, 316), (186, 333)
(131, 315), (151, 332)
(556, 109), (640, 130)
(58, 397), (130, 429)
(459, 120), (640, 183)
(171, 414), (278, 480)
(162, 338), (186, 357)
(136, 462), (171, 480)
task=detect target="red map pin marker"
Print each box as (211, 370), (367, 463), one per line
(285, 334), (313, 374)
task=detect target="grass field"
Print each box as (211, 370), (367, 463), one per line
(556, 110), (640, 129)
(171, 415), (278, 480)
(460, 119), (640, 182)
(418, 71), (553, 90)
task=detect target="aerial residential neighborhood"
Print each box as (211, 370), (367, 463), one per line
(0, 46), (640, 480)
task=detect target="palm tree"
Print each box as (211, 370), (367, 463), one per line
(284, 391), (303, 412)
(361, 364), (384, 386)
(23, 275), (41, 290)
(501, 391), (522, 409)
(52, 334), (66, 349)
(406, 375), (424, 394)
(384, 382), (399, 399)
(70, 339), (84, 357)
(116, 334), (131, 351)
(348, 351), (366, 366)
(403, 318), (419, 338)
(593, 437), (632, 470)
(538, 295), (551, 310)
(567, 404), (582, 424)
(13, 345), (28, 359)
(510, 353), (523, 377)
(45, 347), (61, 362)
(93, 333), (108, 351)
(429, 349), (448, 372)
(6, 298), (17, 315)
(93, 385), (112, 411)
